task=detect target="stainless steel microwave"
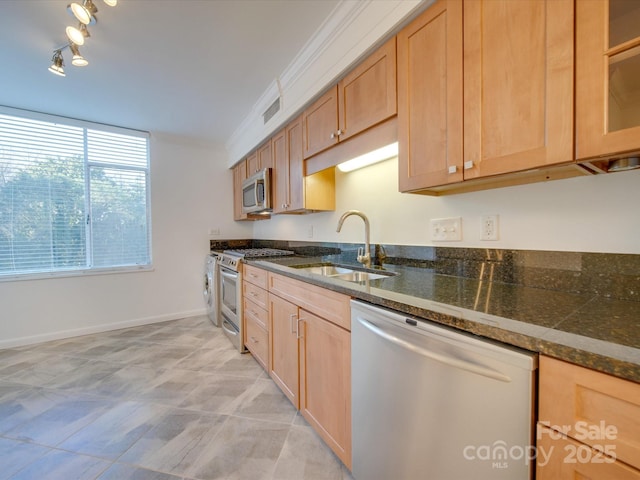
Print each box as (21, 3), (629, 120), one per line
(242, 168), (271, 214)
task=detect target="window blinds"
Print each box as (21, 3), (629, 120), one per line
(0, 110), (150, 277)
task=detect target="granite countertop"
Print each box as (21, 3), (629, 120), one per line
(248, 255), (640, 383)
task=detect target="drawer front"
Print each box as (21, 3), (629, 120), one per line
(243, 296), (268, 330)
(244, 264), (268, 289)
(539, 356), (640, 470)
(243, 280), (268, 310)
(268, 272), (351, 331)
(537, 425), (640, 480)
(245, 313), (268, 370)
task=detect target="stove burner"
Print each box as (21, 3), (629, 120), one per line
(223, 248), (295, 258)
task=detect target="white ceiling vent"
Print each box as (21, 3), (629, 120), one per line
(263, 98), (281, 124)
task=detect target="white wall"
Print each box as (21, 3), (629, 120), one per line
(0, 134), (252, 348)
(253, 157), (640, 255)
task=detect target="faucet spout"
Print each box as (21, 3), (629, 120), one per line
(336, 210), (371, 268)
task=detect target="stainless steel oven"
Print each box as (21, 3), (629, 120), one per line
(217, 253), (245, 352)
(215, 248), (295, 352)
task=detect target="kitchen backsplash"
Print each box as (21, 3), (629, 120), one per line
(210, 240), (640, 303)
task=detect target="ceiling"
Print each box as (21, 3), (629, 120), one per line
(0, 0), (340, 147)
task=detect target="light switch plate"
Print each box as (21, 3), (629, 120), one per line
(430, 217), (462, 242)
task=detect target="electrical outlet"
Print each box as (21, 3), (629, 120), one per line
(481, 215), (499, 241)
(430, 217), (462, 242)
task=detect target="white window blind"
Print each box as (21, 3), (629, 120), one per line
(0, 108), (151, 278)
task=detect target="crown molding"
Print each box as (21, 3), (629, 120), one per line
(226, 0), (427, 167)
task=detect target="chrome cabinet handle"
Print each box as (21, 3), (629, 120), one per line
(448, 165), (457, 174)
(249, 336), (258, 343)
(464, 160), (474, 170)
(296, 317), (303, 339)
(289, 313), (297, 334)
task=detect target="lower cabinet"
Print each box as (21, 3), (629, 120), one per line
(537, 355), (640, 479)
(267, 270), (352, 469)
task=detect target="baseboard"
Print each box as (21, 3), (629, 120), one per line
(0, 308), (208, 349)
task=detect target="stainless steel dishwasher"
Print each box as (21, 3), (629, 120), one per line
(351, 300), (537, 480)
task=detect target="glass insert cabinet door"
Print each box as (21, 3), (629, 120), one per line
(576, 0), (640, 161)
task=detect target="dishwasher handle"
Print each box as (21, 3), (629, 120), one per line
(356, 317), (512, 383)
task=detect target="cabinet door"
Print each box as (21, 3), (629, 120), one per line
(257, 141), (272, 170)
(338, 37), (397, 143)
(268, 293), (299, 408)
(271, 128), (289, 214)
(299, 309), (351, 469)
(302, 86), (339, 159)
(286, 115), (305, 211)
(232, 160), (247, 221)
(576, 0), (640, 160)
(398, 0), (463, 191)
(246, 151), (259, 176)
(537, 426), (640, 480)
(463, 0), (574, 179)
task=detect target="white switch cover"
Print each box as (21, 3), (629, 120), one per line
(307, 225), (314, 239)
(209, 228), (220, 236)
(430, 217), (462, 242)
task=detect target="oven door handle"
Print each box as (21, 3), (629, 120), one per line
(220, 269), (238, 280)
(222, 318), (239, 337)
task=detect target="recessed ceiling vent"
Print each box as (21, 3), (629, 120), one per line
(263, 98), (280, 124)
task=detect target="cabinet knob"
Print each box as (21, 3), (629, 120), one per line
(464, 161), (474, 170)
(448, 165), (457, 174)
(330, 132), (336, 139)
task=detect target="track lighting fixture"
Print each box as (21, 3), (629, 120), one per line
(48, 50), (65, 77)
(49, 0), (117, 76)
(69, 44), (88, 67)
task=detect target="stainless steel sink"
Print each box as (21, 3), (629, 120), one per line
(297, 265), (355, 276)
(291, 263), (397, 282)
(333, 271), (392, 282)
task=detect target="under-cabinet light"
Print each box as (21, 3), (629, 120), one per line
(337, 142), (398, 172)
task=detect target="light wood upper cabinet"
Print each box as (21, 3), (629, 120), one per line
(398, 0), (463, 191)
(338, 37), (397, 143)
(576, 0), (640, 161)
(398, 0), (575, 193)
(232, 160), (247, 221)
(303, 38), (397, 160)
(273, 115), (335, 214)
(302, 86), (340, 159)
(463, 0), (574, 179)
(246, 142), (272, 176)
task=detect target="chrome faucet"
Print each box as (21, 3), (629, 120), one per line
(336, 210), (371, 268)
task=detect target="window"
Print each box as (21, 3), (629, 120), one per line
(0, 107), (151, 279)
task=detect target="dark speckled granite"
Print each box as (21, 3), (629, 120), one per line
(210, 240), (639, 382)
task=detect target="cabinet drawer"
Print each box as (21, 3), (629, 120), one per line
(537, 425), (640, 479)
(539, 356), (640, 470)
(268, 272), (350, 331)
(243, 280), (268, 310)
(243, 264), (268, 289)
(245, 313), (268, 370)
(243, 296), (268, 330)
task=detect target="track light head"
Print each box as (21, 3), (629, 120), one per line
(67, 0), (97, 26)
(66, 23), (90, 46)
(69, 44), (88, 67)
(48, 50), (65, 76)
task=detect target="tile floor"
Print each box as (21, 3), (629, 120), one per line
(0, 316), (354, 480)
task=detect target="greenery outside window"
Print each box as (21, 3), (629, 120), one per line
(0, 107), (151, 279)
